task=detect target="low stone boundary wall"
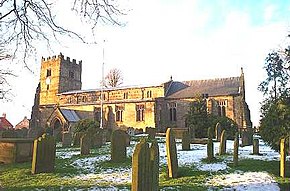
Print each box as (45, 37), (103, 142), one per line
(0, 138), (34, 164)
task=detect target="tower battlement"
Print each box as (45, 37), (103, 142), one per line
(41, 53), (82, 65)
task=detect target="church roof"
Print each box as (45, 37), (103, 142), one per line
(167, 77), (241, 99)
(59, 109), (80, 122)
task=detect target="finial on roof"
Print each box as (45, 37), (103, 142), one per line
(170, 75), (173, 81)
(241, 67), (244, 75)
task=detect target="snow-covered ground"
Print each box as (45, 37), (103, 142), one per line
(56, 137), (289, 191)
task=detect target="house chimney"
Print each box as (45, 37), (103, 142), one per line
(2, 113), (6, 118)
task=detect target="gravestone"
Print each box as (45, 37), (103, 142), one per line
(207, 127), (214, 161)
(253, 138), (259, 155)
(219, 130), (227, 155)
(0, 138), (34, 164)
(62, 132), (72, 147)
(31, 134), (56, 174)
(111, 129), (127, 162)
(241, 128), (253, 146)
(145, 127), (156, 139)
(215, 123), (222, 141)
(73, 132), (85, 147)
(80, 133), (91, 155)
(182, 131), (190, 151)
(131, 139), (159, 191)
(233, 132), (239, 166)
(280, 137), (287, 178)
(91, 131), (104, 148)
(150, 141), (159, 191)
(165, 128), (178, 178)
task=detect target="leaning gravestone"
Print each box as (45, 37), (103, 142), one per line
(166, 128), (178, 178)
(219, 130), (227, 155)
(80, 133), (91, 155)
(131, 139), (159, 191)
(31, 134), (56, 174)
(111, 129), (127, 162)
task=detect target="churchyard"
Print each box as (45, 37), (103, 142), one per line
(0, 131), (289, 190)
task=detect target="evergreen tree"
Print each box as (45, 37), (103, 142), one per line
(258, 35), (290, 151)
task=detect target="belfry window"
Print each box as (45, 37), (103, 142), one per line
(46, 69), (51, 77)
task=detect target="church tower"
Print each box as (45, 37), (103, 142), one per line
(39, 53), (82, 105)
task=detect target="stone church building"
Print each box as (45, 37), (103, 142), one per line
(29, 53), (252, 137)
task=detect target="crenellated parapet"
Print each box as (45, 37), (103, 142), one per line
(41, 53), (82, 65)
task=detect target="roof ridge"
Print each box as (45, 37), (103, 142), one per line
(183, 76), (239, 83)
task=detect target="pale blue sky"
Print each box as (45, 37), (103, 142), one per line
(1, 0), (290, 126)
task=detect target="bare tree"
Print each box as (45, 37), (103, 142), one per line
(0, 0), (125, 66)
(0, 47), (14, 100)
(104, 68), (123, 87)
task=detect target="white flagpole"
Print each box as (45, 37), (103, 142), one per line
(100, 40), (105, 129)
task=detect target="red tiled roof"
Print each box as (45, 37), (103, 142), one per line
(0, 117), (13, 129)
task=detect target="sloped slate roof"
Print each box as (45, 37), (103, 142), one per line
(165, 81), (189, 96)
(60, 109), (80, 122)
(167, 77), (241, 99)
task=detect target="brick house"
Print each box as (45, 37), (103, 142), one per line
(0, 113), (13, 130)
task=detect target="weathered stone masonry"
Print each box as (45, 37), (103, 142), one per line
(30, 53), (252, 138)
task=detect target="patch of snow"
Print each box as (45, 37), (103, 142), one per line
(207, 171), (280, 191)
(72, 155), (110, 173)
(196, 162), (228, 172)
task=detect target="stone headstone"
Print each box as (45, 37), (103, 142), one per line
(182, 131), (190, 151)
(31, 134), (56, 174)
(165, 128), (178, 178)
(131, 139), (159, 191)
(111, 129), (127, 162)
(253, 138), (259, 155)
(233, 132), (239, 166)
(280, 137), (287, 178)
(91, 131), (103, 148)
(241, 128), (253, 146)
(62, 132), (72, 147)
(72, 132), (85, 147)
(80, 133), (91, 155)
(215, 123), (222, 141)
(207, 126), (214, 161)
(145, 127), (156, 139)
(132, 139), (149, 191)
(150, 141), (159, 191)
(219, 130), (227, 155)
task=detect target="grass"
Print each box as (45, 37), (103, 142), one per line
(0, 143), (289, 190)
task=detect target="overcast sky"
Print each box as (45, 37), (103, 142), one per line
(1, 0), (290, 126)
